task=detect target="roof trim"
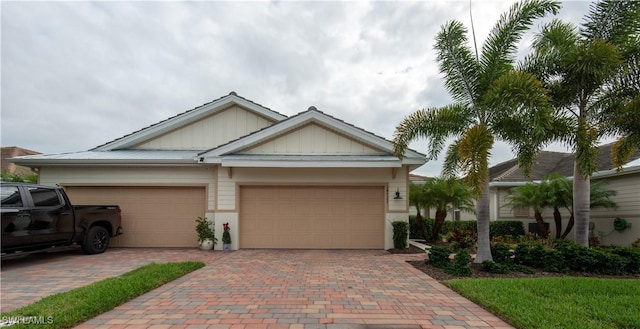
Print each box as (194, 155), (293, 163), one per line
(198, 108), (426, 166)
(93, 92), (288, 151)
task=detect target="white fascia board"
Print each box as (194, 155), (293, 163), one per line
(591, 164), (640, 179)
(11, 158), (200, 166)
(489, 180), (541, 187)
(94, 95), (287, 151)
(219, 159), (401, 168)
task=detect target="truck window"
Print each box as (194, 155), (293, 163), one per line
(28, 187), (61, 207)
(1, 186), (23, 207)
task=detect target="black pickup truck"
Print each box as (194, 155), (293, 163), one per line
(1, 182), (123, 256)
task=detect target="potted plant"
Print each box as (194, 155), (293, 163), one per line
(222, 222), (231, 251)
(195, 216), (216, 250)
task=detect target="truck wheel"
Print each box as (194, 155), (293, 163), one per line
(82, 226), (110, 254)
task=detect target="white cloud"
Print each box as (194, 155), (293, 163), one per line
(1, 1), (593, 176)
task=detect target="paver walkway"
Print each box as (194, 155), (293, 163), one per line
(1, 248), (513, 329)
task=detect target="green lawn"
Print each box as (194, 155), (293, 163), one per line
(446, 277), (640, 329)
(0, 261), (205, 329)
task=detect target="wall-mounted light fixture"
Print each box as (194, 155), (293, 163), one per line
(394, 187), (402, 199)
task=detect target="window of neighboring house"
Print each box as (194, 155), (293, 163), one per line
(513, 206), (529, 217)
(454, 209), (461, 221)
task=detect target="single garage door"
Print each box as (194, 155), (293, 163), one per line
(65, 186), (206, 247)
(239, 186), (384, 249)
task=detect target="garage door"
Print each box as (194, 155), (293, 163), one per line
(65, 186), (206, 247)
(239, 186), (384, 249)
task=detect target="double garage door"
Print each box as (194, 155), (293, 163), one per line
(65, 186), (206, 247)
(64, 185), (385, 249)
(239, 186), (385, 249)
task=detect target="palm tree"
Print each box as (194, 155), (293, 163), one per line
(505, 182), (554, 238)
(543, 173), (572, 239)
(409, 182), (429, 240)
(422, 177), (475, 241)
(393, 0), (560, 262)
(523, 0), (639, 246)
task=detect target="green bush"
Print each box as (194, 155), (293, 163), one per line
(491, 243), (514, 264)
(442, 221), (477, 235)
(447, 226), (477, 251)
(445, 249), (473, 276)
(408, 216), (434, 240)
(542, 249), (567, 273)
(481, 260), (510, 274)
(428, 246), (452, 268)
(391, 221), (409, 249)
(608, 247), (640, 274)
(514, 243), (546, 268)
(490, 221), (526, 238)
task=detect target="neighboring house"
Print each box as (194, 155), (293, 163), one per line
(11, 92), (426, 250)
(489, 143), (640, 246)
(409, 173), (476, 221)
(1, 146), (40, 176)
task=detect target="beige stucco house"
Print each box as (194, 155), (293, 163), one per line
(489, 145), (640, 246)
(11, 92), (426, 250)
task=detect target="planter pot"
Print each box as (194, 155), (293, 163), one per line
(199, 239), (214, 250)
(223, 243), (231, 251)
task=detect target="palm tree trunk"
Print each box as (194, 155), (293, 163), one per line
(573, 163), (591, 247)
(415, 211), (428, 242)
(474, 179), (492, 263)
(432, 209), (447, 241)
(561, 213), (574, 239)
(553, 207), (562, 239)
(534, 211), (548, 238)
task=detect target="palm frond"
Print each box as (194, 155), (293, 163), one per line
(581, 0), (640, 46)
(441, 140), (461, 179)
(457, 124), (494, 197)
(435, 21), (481, 108)
(478, 0), (561, 97)
(392, 104), (472, 160)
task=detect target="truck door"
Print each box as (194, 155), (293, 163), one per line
(27, 186), (74, 245)
(1, 185), (32, 250)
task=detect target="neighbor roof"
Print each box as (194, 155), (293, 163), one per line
(489, 143), (640, 182)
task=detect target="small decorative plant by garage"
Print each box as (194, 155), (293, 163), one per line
(195, 217), (216, 250)
(222, 222), (231, 251)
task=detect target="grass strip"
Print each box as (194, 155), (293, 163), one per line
(445, 277), (640, 329)
(0, 261), (205, 329)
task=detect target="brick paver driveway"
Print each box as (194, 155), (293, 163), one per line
(1, 248), (513, 329)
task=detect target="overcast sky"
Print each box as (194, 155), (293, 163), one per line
(1, 1), (594, 176)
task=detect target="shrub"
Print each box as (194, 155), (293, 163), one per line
(445, 249), (473, 276)
(608, 247), (640, 274)
(481, 260), (510, 274)
(542, 249), (567, 273)
(514, 243), (546, 268)
(442, 221), (477, 236)
(632, 238), (640, 249)
(554, 240), (598, 272)
(490, 221), (526, 239)
(391, 221), (409, 249)
(448, 226), (477, 251)
(428, 246), (452, 268)
(408, 216), (434, 240)
(490, 243), (514, 264)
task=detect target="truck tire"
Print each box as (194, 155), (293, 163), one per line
(82, 226), (110, 254)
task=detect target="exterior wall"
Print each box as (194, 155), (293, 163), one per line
(492, 172), (640, 245)
(241, 123), (385, 155)
(591, 172), (640, 246)
(39, 166), (217, 211)
(215, 166), (410, 249)
(133, 106), (275, 150)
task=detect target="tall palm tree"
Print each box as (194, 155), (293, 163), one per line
(505, 182), (553, 238)
(523, 0), (639, 246)
(393, 0), (560, 262)
(422, 177), (475, 241)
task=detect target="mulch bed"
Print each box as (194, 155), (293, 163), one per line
(388, 244), (640, 281)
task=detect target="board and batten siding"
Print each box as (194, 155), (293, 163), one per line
(240, 123), (386, 155)
(38, 166), (217, 211)
(216, 167), (408, 213)
(591, 172), (640, 246)
(133, 106), (275, 150)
